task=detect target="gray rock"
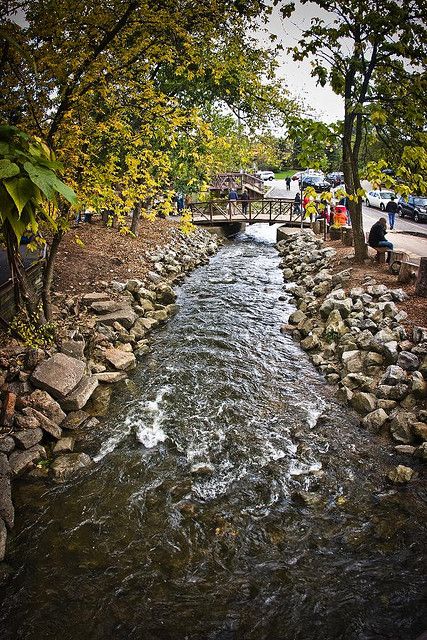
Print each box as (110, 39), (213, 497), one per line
(362, 408), (388, 431)
(394, 444), (416, 455)
(27, 389), (66, 425)
(90, 299), (123, 314)
(415, 442), (427, 461)
(376, 384), (409, 401)
(380, 365), (407, 386)
(411, 371), (427, 399)
(413, 422), (427, 441)
(340, 373), (374, 391)
(53, 437), (75, 454)
(351, 392), (377, 415)
(14, 414), (40, 430)
(397, 351), (419, 371)
(367, 284), (388, 297)
(365, 351), (384, 366)
(125, 279), (145, 293)
(0, 437), (15, 453)
(61, 410), (90, 430)
(387, 465), (415, 483)
(377, 399), (397, 411)
(9, 445), (46, 475)
(95, 371), (128, 383)
(341, 350), (364, 373)
(30, 353), (85, 401)
(390, 289), (408, 302)
(13, 428), (43, 449)
(190, 462), (215, 475)
(51, 453), (92, 482)
(300, 335), (320, 351)
(389, 411), (415, 444)
(288, 310), (307, 325)
(81, 292), (110, 305)
(61, 375), (99, 412)
(23, 407), (62, 439)
(97, 307), (137, 330)
(0, 518), (6, 561)
(155, 284), (177, 305)
(60, 339), (85, 361)
(104, 347), (136, 371)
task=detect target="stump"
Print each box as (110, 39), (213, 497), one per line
(388, 251), (408, 275)
(341, 226), (354, 247)
(415, 257), (427, 297)
(374, 247), (387, 264)
(329, 226), (341, 240)
(398, 261), (418, 284)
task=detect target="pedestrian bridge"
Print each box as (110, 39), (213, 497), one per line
(189, 198), (308, 227)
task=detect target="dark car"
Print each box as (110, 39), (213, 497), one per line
(300, 175), (331, 193)
(326, 172), (344, 187)
(398, 195), (427, 223)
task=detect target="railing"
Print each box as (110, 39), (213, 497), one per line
(210, 173), (264, 192)
(189, 198), (305, 226)
(0, 260), (44, 323)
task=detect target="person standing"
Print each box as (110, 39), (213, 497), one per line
(228, 187), (238, 216)
(293, 192), (301, 214)
(240, 189), (249, 215)
(286, 176), (291, 190)
(385, 195), (398, 230)
(368, 217), (394, 262)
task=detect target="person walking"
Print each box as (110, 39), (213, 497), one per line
(293, 192), (301, 214)
(385, 195), (398, 230)
(286, 176), (291, 190)
(228, 187), (238, 216)
(368, 217), (393, 262)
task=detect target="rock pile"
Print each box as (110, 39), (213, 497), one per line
(278, 229), (427, 477)
(0, 227), (221, 560)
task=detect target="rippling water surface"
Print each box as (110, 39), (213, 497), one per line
(1, 225), (426, 640)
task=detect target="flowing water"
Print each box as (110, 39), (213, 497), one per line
(1, 225), (426, 640)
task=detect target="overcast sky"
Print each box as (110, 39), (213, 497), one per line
(266, 1), (344, 123)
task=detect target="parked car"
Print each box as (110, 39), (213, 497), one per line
(326, 172), (344, 187)
(365, 190), (397, 211)
(398, 195), (427, 222)
(256, 170), (275, 181)
(300, 175), (331, 193)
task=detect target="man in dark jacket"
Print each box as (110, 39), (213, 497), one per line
(385, 195), (398, 230)
(368, 217), (393, 261)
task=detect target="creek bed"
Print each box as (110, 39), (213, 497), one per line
(1, 225), (426, 640)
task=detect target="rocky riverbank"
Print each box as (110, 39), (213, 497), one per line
(278, 229), (427, 484)
(0, 226), (221, 560)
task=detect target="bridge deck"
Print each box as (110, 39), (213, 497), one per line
(190, 198), (307, 226)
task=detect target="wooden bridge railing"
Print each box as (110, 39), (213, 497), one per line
(189, 198), (305, 226)
(210, 173), (264, 192)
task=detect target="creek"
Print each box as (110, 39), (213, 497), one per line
(1, 225), (425, 640)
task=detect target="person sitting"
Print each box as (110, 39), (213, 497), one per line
(368, 217), (393, 262)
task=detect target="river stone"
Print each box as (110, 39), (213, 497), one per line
(90, 299), (123, 315)
(30, 353), (85, 401)
(377, 399), (397, 411)
(380, 365), (406, 386)
(9, 445), (46, 475)
(411, 371), (427, 399)
(377, 384), (409, 402)
(396, 352), (419, 373)
(146, 309), (168, 322)
(341, 350), (364, 373)
(365, 351), (384, 367)
(413, 422), (427, 441)
(14, 428), (43, 450)
(190, 462), (215, 476)
(362, 409), (388, 431)
(95, 371), (128, 383)
(60, 339), (85, 361)
(387, 465), (415, 483)
(351, 392), (377, 415)
(415, 442), (427, 461)
(27, 389), (66, 425)
(155, 284), (177, 305)
(340, 374), (373, 391)
(97, 307), (137, 330)
(394, 444), (416, 455)
(300, 335), (321, 351)
(81, 292), (110, 305)
(389, 411), (415, 444)
(0, 519), (6, 561)
(288, 310), (306, 325)
(51, 453), (92, 482)
(0, 436), (15, 453)
(0, 454), (13, 529)
(23, 407), (62, 439)
(53, 437), (75, 454)
(104, 347), (136, 371)
(125, 279), (145, 294)
(165, 304), (179, 317)
(61, 410), (91, 430)
(61, 376), (99, 412)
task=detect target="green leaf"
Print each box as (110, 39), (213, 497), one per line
(4, 177), (37, 215)
(23, 161), (57, 199)
(0, 159), (20, 179)
(51, 175), (77, 204)
(0, 183), (14, 221)
(4, 209), (28, 244)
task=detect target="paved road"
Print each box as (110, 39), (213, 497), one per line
(266, 178), (427, 260)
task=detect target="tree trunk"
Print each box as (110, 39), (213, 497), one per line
(415, 257), (427, 297)
(131, 201), (142, 236)
(3, 220), (44, 324)
(42, 229), (64, 321)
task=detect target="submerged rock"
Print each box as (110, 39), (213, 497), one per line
(51, 453), (92, 482)
(190, 462), (215, 476)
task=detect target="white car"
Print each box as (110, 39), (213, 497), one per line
(365, 190), (397, 211)
(256, 170), (275, 181)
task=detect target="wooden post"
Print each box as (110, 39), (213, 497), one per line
(415, 257), (427, 297)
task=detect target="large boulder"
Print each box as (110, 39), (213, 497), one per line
(341, 350), (364, 373)
(23, 407), (62, 439)
(26, 389), (66, 425)
(97, 307), (137, 330)
(380, 365), (407, 386)
(104, 347), (136, 371)
(30, 353), (85, 401)
(351, 392), (377, 415)
(155, 284), (177, 306)
(51, 453), (92, 482)
(9, 445), (46, 475)
(13, 428), (43, 450)
(389, 411), (415, 444)
(362, 409), (389, 431)
(61, 375), (99, 412)
(90, 299), (124, 314)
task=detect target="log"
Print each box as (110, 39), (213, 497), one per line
(398, 261), (418, 284)
(415, 257), (427, 297)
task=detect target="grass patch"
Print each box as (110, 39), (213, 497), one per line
(274, 169), (298, 179)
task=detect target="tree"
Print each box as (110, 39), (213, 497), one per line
(278, 0), (427, 261)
